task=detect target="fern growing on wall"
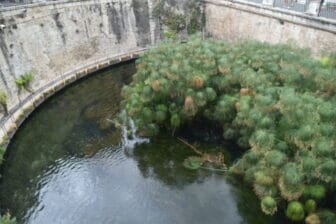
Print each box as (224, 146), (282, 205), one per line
(15, 72), (33, 93)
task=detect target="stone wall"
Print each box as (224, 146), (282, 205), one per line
(0, 0), (160, 118)
(0, 0), (202, 121)
(0, 0), (203, 145)
(205, 0), (336, 55)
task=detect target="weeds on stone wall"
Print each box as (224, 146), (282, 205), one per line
(120, 35), (336, 223)
(0, 90), (8, 116)
(153, 0), (203, 38)
(15, 72), (33, 93)
(0, 213), (16, 224)
(0, 133), (9, 166)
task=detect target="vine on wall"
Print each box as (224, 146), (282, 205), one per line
(153, 0), (204, 38)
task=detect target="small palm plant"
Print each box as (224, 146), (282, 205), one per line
(15, 72), (33, 93)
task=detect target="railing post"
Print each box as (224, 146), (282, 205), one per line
(317, 0), (325, 16)
(306, 0), (323, 15)
(262, 0), (275, 7)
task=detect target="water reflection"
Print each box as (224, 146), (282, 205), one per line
(0, 62), (135, 223)
(23, 144), (245, 224)
(132, 134), (218, 188)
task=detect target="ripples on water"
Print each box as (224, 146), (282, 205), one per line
(0, 62), (286, 224)
(24, 145), (240, 224)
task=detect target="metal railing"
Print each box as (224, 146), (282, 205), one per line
(273, 0), (311, 13)
(274, 0), (336, 20)
(0, 47), (148, 144)
(320, 0), (336, 19)
(240, 0), (336, 19)
(0, 0), (335, 20)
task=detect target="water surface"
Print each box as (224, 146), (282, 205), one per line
(0, 62), (286, 224)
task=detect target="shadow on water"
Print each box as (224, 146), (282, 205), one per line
(0, 61), (287, 224)
(131, 132), (287, 224)
(0, 61), (135, 222)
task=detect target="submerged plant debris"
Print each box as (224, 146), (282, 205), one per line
(178, 137), (226, 171)
(183, 156), (204, 170)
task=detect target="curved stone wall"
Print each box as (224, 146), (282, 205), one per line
(0, 0), (158, 115)
(205, 0), (336, 55)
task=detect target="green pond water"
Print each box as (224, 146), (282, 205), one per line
(0, 62), (287, 224)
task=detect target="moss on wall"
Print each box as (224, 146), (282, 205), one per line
(153, 0), (204, 38)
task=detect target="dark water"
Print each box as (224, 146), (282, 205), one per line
(0, 62), (286, 224)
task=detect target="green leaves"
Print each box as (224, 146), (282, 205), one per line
(250, 130), (275, 150)
(0, 212), (17, 224)
(0, 146), (5, 165)
(205, 87), (217, 101)
(183, 156), (203, 170)
(0, 90), (7, 105)
(265, 150), (287, 167)
(286, 201), (305, 222)
(319, 56), (331, 68)
(312, 139), (334, 157)
(0, 90), (8, 115)
(170, 114), (180, 128)
(120, 36), (336, 220)
(304, 199), (317, 214)
(303, 185), (326, 201)
(261, 196), (277, 215)
(15, 72), (33, 92)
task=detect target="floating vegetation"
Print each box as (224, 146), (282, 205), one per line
(183, 156), (203, 170)
(121, 35), (336, 221)
(178, 137), (226, 171)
